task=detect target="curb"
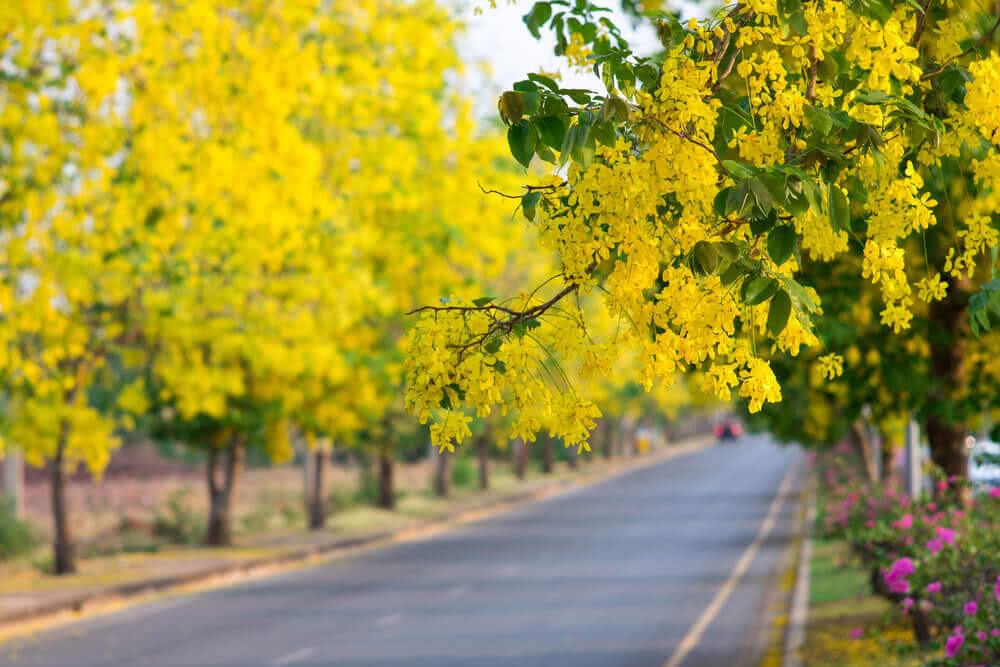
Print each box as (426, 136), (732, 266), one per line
(783, 474), (815, 667)
(0, 437), (712, 638)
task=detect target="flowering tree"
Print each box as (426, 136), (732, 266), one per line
(405, 0), (1000, 479)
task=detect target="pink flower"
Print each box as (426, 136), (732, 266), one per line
(902, 597), (914, 613)
(936, 526), (957, 544)
(989, 487), (1000, 498)
(965, 601), (978, 616)
(849, 627), (863, 640)
(977, 630), (987, 641)
(937, 480), (948, 492)
(926, 581), (942, 594)
(865, 519), (875, 528)
(994, 576), (1000, 604)
(926, 538), (944, 555)
(885, 558), (914, 594)
(991, 629), (1000, 637)
(945, 633), (965, 658)
(893, 514), (914, 530)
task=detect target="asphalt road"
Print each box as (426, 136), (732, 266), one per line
(2, 434), (802, 667)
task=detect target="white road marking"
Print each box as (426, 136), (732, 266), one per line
(374, 612), (403, 628)
(271, 647), (315, 665)
(662, 463), (797, 667)
(447, 585), (469, 599)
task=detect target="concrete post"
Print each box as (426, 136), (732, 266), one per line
(905, 419), (922, 498)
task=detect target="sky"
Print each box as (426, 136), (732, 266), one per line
(451, 0), (664, 116)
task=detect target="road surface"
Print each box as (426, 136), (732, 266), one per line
(2, 434), (802, 667)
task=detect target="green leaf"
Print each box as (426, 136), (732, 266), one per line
(513, 80), (538, 93)
(741, 275), (779, 305)
(788, 9), (808, 35)
(561, 88), (591, 104)
(522, 191), (541, 220)
(484, 337), (502, 354)
(803, 105), (833, 135)
(723, 160), (756, 179)
(536, 115), (566, 150)
(720, 262), (745, 286)
(498, 91), (525, 125)
(692, 241), (720, 275)
(766, 290), (792, 335)
(714, 187), (734, 218)
(521, 90), (541, 115)
(855, 90), (891, 105)
(749, 178), (773, 214)
(472, 296), (495, 307)
(592, 120), (617, 147)
(528, 72), (561, 91)
(750, 211), (777, 235)
(767, 225), (796, 266)
(508, 119), (537, 168)
(493, 360), (507, 375)
(523, 2), (552, 38)
(828, 185), (850, 232)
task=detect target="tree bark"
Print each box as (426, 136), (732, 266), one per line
(851, 421), (879, 483)
(434, 449), (451, 497)
(925, 282), (969, 480)
(51, 419), (75, 575)
(205, 437), (244, 546)
(377, 452), (395, 509)
(514, 439), (528, 479)
(477, 436), (489, 490)
(541, 436), (554, 474)
(567, 442), (578, 469)
(602, 421), (613, 459)
(308, 449), (327, 530)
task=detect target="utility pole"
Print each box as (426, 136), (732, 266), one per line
(905, 418), (922, 498)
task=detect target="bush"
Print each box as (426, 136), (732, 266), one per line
(0, 495), (37, 560)
(451, 455), (476, 488)
(818, 452), (1000, 665)
(152, 488), (204, 545)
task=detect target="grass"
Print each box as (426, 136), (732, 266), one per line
(800, 537), (932, 666)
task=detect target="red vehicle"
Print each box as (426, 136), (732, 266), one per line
(714, 421), (742, 440)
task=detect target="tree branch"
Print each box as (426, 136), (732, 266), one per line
(920, 13), (1000, 80)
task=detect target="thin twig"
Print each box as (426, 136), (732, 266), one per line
(910, 0), (935, 47)
(920, 13), (1000, 79)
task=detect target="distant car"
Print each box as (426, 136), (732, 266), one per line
(714, 421), (742, 441)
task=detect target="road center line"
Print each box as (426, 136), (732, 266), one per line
(662, 462), (797, 667)
(271, 646), (315, 665)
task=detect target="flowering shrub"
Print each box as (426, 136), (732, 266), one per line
(818, 453), (1000, 664)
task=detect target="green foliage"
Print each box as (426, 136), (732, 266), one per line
(152, 488), (204, 545)
(451, 455), (476, 488)
(0, 496), (37, 560)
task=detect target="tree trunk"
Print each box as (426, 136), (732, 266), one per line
(377, 452), (394, 509)
(477, 436), (489, 490)
(602, 421), (613, 459)
(567, 442), (578, 469)
(51, 419), (75, 575)
(541, 436), (554, 474)
(206, 437), (244, 546)
(513, 439), (528, 479)
(879, 431), (894, 482)
(925, 282), (969, 480)
(434, 449), (451, 497)
(851, 421), (879, 483)
(308, 449), (326, 530)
